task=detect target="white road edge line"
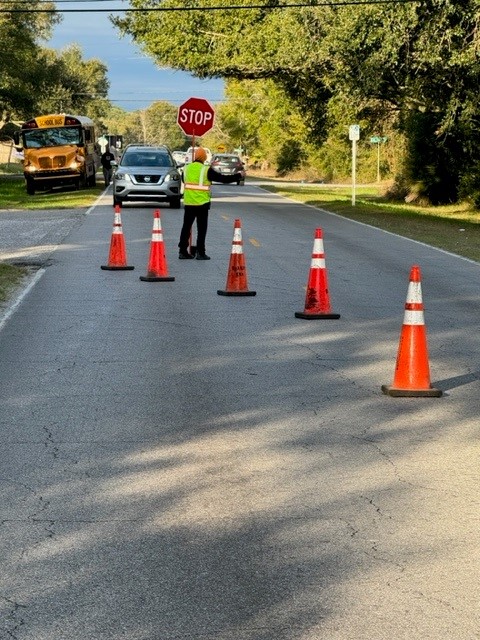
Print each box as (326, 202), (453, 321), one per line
(0, 188), (107, 333)
(254, 185), (480, 267)
(0, 268), (46, 333)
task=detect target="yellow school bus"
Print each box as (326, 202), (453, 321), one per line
(14, 114), (99, 195)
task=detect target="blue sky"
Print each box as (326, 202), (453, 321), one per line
(47, 2), (224, 112)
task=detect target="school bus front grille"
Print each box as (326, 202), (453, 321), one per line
(38, 155), (68, 169)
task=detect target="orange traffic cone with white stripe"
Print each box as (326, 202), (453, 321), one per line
(140, 210), (174, 282)
(101, 205), (134, 270)
(382, 265), (442, 397)
(217, 218), (256, 296)
(295, 228), (340, 319)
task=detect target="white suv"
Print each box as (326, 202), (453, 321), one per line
(183, 146), (212, 165)
(112, 145), (182, 208)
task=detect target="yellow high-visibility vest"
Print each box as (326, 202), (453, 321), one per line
(183, 162), (211, 206)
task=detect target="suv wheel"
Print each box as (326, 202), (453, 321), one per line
(113, 195), (123, 207)
(169, 197), (181, 209)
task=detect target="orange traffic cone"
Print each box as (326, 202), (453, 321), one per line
(382, 265), (442, 397)
(101, 205), (134, 270)
(295, 228), (340, 319)
(217, 218), (256, 296)
(139, 210), (175, 282)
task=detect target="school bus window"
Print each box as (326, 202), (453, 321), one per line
(23, 126), (83, 149)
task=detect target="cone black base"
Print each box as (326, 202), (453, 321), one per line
(295, 311), (340, 319)
(139, 275), (175, 282)
(101, 265), (134, 270)
(381, 384), (442, 398)
(217, 290), (256, 296)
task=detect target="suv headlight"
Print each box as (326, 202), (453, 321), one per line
(164, 171), (180, 183)
(115, 172), (131, 182)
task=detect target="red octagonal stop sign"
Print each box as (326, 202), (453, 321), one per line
(177, 97), (215, 137)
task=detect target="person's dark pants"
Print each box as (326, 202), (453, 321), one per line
(103, 167), (112, 186)
(178, 203), (209, 254)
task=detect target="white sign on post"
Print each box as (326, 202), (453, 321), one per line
(349, 124), (360, 141)
(349, 124), (360, 205)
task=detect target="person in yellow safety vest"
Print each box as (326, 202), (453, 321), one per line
(178, 147), (244, 260)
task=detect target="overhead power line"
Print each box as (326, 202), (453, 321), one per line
(0, 0), (423, 13)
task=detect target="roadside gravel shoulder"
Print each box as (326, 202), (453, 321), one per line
(0, 190), (109, 324)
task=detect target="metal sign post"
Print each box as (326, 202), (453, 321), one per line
(349, 124), (360, 206)
(370, 136), (388, 183)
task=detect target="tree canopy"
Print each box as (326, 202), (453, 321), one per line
(0, 0), (59, 119)
(114, 0), (480, 203)
(0, 3), (109, 126)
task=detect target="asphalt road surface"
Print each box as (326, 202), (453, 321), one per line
(0, 185), (479, 639)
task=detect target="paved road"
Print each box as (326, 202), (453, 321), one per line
(0, 186), (479, 639)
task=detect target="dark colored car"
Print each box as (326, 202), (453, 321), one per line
(210, 154), (246, 185)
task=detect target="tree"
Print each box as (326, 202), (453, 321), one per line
(61, 45), (109, 116)
(0, 0), (60, 121)
(123, 101), (186, 148)
(201, 78), (312, 172)
(31, 45), (109, 119)
(112, 1), (333, 142)
(113, 0), (480, 201)
(311, 1), (480, 202)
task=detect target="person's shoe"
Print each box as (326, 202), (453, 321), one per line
(196, 253), (211, 260)
(179, 251), (194, 259)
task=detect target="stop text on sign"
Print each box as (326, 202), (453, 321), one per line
(177, 97), (215, 137)
(178, 108), (213, 128)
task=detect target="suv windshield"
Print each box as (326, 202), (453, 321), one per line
(121, 151), (174, 168)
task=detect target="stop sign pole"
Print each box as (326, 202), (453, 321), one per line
(177, 97), (216, 160)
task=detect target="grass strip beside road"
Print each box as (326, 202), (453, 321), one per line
(260, 184), (480, 263)
(0, 174), (104, 211)
(0, 263), (28, 304)
(0, 172), (105, 305)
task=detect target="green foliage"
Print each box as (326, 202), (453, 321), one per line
(401, 111), (460, 205)
(207, 79), (311, 172)
(459, 165), (480, 209)
(318, 1), (480, 203)
(112, 0), (480, 203)
(276, 139), (305, 175)
(0, 1), (60, 118)
(3, 0), (480, 205)
(113, 102), (186, 149)
(0, 3), (110, 132)
(33, 45), (110, 118)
